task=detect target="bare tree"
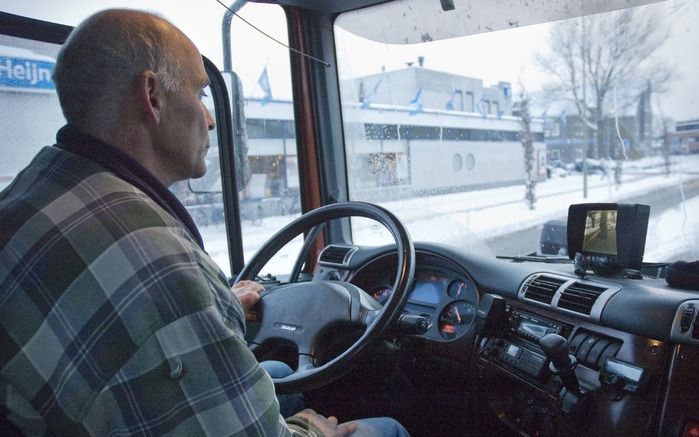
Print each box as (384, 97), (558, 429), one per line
(654, 97), (673, 177)
(519, 94), (536, 210)
(536, 8), (672, 159)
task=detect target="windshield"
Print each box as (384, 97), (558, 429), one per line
(335, 0), (699, 263)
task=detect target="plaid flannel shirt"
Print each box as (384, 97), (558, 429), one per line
(0, 146), (315, 436)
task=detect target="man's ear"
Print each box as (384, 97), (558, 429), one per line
(138, 71), (164, 124)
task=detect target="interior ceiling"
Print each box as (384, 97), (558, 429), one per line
(247, 0), (391, 14)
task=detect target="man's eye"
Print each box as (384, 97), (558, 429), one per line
(199, 90), (209, 99)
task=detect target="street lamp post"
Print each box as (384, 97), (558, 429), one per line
(581, 17), (589, 199)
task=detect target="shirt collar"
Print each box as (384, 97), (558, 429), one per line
(55, 124), (205, 250)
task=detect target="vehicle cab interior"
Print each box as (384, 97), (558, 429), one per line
(1, 0), (698, 435)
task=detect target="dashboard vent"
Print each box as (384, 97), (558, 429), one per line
(558, 282), (608, 315)
(692, 311), (699, 340)
(318, 245), (357, 267)
(522, 274), (567, 304)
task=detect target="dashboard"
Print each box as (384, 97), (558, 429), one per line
(313, 242), (699, 437)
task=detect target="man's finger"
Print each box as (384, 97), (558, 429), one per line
(233, 280), (264, 293)
(338, 421), (359, 436)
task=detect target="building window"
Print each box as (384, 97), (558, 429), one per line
(365, 123), (399, 140)
(465, 153), (476, 170)
(452, 153), (463, 171)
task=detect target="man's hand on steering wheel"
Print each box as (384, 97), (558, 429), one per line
(232, 280), (264, 321)
(290, 409), (358, 437)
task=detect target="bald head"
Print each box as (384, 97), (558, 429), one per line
(53, 9), (194, 137)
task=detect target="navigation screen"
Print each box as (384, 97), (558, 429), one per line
(582, 209), (618, 255)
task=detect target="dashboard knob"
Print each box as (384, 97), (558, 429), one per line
(397, 314), (430, 335)
(540, 334), (574, 371)
(540, 333), (580, 394)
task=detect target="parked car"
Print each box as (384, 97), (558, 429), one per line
(540, 219), (568, 256)
(573, 158), (607, 174)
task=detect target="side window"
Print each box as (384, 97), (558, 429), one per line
(175, 4), (303, 277)
(1, 6), (303, 278)
(0, 36), (63, 191)
(229, 4), (302, 275)
(0, 32), (235, 274)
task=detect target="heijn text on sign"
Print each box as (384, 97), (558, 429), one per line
(0, 56), (55, 92)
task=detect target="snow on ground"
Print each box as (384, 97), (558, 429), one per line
(200, 155), (699, 276)
(645, 196), (699, 262)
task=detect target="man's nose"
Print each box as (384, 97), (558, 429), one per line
(206, 107), (216, 131)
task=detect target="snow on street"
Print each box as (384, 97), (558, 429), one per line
(200, 155), (699, 276)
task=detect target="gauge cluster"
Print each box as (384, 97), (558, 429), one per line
(403, 270), (478, 341)
(370, 285), (392, 305)
(351, 252), (480, 342)
(438, 299), (477, 340)
(368, 269), (479, 341)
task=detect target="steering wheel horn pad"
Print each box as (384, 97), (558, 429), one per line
(247, 281), (378, 355)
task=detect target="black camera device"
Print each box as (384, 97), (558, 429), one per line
(567, 203), (649, 276)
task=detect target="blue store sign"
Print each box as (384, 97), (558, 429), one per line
(0, 56), (55, 92)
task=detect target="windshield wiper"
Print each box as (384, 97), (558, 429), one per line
(496, 254), (572, 263)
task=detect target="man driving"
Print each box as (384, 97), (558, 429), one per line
(0, 9), (408, 437)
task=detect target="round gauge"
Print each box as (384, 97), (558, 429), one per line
(447, 279), (468, 299)
(438, 300), (477, 340)
(371, 286), (392, 305)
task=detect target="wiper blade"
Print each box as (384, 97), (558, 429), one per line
(496, 254), (572, 263)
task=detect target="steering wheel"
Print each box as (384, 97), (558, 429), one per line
(235, 201), (415, 394)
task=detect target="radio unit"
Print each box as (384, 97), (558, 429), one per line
(487, 311), (569, 381)
(510, 311), (563, 342)
(494, 339), (548, 379)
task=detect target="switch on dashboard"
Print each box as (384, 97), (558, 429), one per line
(680, 304), (696, 332)
(599, 357), (647, 394)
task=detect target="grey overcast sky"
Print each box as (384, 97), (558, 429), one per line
(2, 0), (697, 121)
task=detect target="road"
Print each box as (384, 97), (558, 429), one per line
(485, 177), (699, 258)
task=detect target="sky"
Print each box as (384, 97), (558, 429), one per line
(333, 0), (699, 121)
(2, 0), (697, 121)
